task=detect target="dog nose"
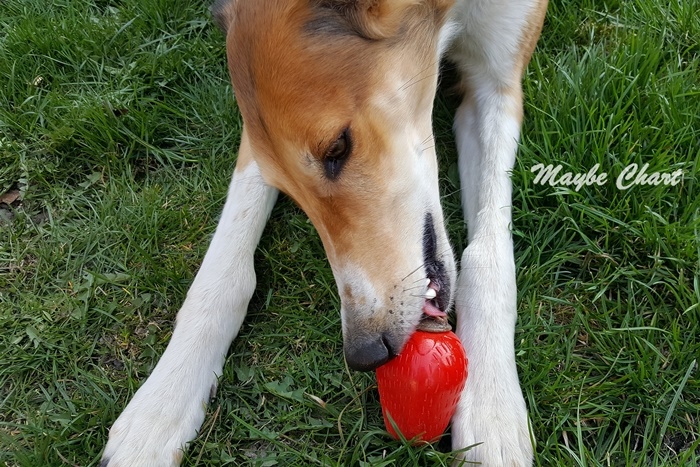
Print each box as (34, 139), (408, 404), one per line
(344, 332), (401, 371)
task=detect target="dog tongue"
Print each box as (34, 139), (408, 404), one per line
(422, 300), (446, 317)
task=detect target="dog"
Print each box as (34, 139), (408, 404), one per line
(100, 0), (548, 465)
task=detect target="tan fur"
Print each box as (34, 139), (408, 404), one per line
(225, 0), (451, 284)
(517, 0), (549, 75)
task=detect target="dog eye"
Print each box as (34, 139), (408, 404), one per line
(323, 128), (351, 180)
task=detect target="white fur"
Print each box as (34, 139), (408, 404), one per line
(447, 0), (540, 465)
(101, 161), (277, 466)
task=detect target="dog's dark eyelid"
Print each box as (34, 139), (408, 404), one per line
(328, 133), (347, 158)
(323, 128), (351, 180)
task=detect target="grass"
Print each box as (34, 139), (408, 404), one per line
(0, 0), (698, 465)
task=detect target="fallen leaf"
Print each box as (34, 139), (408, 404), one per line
(0, 189), (20, 205)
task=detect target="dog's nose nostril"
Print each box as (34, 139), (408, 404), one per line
(344, 332), (399, 372)
(381, 332), (400, 359)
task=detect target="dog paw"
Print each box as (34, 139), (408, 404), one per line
(100, 373), (213, 467)
(450, 373), (533, 467)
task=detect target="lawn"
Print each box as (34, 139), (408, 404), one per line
(0, 0), (698, 465)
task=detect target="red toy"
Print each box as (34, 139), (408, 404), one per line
(375, 318), (468, 443)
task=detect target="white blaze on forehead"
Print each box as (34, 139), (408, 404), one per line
(367, 70), (443, 209)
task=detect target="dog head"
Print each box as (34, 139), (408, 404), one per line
(215, 0), (456, 370)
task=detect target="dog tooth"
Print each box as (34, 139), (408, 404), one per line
(426, 278), (431, 287)
(425, 288), (437, 300)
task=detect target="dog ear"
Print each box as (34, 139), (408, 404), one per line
(211, 0), (237, 33)
(324, 0), (422, 40)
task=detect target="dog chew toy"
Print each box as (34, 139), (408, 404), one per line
(375, 317), (468, 443)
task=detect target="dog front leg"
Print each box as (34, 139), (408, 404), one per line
(101, 130), (278, 467)
(448, 2), (546, 463)
(450, 81), (533, 467)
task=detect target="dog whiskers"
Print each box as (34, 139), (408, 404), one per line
(398, 60), (439, 91)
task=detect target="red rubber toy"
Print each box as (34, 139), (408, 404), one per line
(375, 320), (468, 443)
